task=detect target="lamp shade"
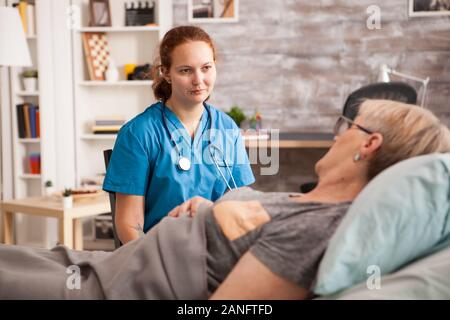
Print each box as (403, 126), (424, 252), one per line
(0, 7), (32, 66)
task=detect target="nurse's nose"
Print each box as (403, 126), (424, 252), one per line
(192, 70), (203, 86)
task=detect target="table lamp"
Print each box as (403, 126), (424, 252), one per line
(378, 64), (430, 108)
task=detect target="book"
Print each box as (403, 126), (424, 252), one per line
(95, 120), (126, 126)
(92, 125), (122, 131)
(28, 104), (37, 138)
(16, 104), (26, 138)
(93, 131), (119, 135)
(36, 107), (40, 138)
(18, 1), (27, 34)
(23, 103), (31, 138)
(29, 153), (41, 174)
(26, 3), (35, 36)
(94, 115), (126, 121)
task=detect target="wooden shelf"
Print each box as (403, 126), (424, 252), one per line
(16, 91), (39, 96)
(78, 80), (153, 87)
(18, 138), (41, 144)
(19, 174), (41, 179)
(81, 134), (117, 140)
(76, 26), (159, 33)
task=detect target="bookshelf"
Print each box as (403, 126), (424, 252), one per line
(6, 0), (58, 248)
(68, 0), (172, 248)
(19, 173), (42, 179)
(71, 0), (172, 188)
(76, 26), (160, 32)
(78, 80), (153, 87)
(8, 0), (41, 199)
(80, 134), (117, 140)
(16, 90), (39, 96)
(1, 0), (172, 249)
(18, 138), (40, 143)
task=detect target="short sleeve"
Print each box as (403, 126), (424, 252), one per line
(250, 213), (342, 289)
(102, 127), (152, 196)
(231, 128), (255, 187)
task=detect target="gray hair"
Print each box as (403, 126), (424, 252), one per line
(358, 99), (450, 180)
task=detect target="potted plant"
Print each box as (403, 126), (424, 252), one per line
(62, 188), (73, 209)
(44, 180), (55, 197)
(21, 69), (38, 92)
(249, 109), (263, 130)
(226, 105), (246, 128)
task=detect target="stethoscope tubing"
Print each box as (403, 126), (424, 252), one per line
(161, 103), (237, 191)
(209, 143), (238, 191)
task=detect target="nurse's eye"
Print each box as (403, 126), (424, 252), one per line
(179, 68), (191, 74)
(202, 65), (212, 72)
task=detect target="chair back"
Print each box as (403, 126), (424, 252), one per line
(103, 149), (122, 249)
(343, 82), (417, 120)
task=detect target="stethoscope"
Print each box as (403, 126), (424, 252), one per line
(162, 103), (238, 191)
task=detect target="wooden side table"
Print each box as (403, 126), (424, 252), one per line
(1, 193), (111, 250)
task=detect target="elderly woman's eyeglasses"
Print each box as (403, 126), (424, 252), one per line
(333, 115), (374, 136)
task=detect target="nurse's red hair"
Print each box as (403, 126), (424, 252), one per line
(152, 26), (217, 102)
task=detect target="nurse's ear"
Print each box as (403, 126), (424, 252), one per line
(160, 66), (171, 84)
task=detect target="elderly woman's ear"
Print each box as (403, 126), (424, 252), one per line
(359, 133), (383, 160)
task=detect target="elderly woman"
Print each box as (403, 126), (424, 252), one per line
(1, 99), (450, 299)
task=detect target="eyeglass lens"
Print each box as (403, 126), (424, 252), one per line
(334, 117), (351, 136)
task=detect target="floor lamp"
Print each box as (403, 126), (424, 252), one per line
(378, 64), (430, 108)
(0, 6), (32, 203)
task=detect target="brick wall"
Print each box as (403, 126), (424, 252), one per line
(173, 0), (450, 191)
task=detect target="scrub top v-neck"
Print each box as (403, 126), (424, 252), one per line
(162, 103), (209, 165)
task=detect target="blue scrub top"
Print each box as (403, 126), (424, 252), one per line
(103, 101), (255, 231)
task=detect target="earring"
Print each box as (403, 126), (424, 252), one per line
(166, 79), (171, 84)
(353, 153), (361, 162)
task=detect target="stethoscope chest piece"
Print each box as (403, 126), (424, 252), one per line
(162, 103), (237, 190)
(178, 156), (191, 171)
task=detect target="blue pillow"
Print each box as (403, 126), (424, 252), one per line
(314, 153), (450, 295)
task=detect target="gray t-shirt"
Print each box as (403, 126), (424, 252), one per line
(204, 187), (351, 294)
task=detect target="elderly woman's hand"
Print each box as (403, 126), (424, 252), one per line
(168, 196), (213, 218)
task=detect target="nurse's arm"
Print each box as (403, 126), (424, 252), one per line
(115, 193), (145, 244)
(209, 251), (311, 300)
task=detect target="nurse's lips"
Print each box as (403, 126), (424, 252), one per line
(190, 89), (206, 95)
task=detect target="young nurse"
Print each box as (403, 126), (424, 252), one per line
(103, 26), (255, 244)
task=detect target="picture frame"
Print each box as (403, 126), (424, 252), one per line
(89, 0), (112, 27)
(188, 0), (239, 23)
(408, 0), (450, 17)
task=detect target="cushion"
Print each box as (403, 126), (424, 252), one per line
(314, 153), (450, 296)
(328, 245), (450, 300)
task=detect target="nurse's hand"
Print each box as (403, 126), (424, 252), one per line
(168, 196), (213, 218)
